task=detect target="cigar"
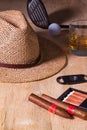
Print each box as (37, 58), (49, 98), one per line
(29, 93), (72, 119)
(63, 95), (86, 106)
(68, 94), (86, 101)
(64, 98), (81, 106)
(73, 91), (87, 98)
(41, 94), (87, 120)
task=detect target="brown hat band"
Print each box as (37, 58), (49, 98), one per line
(0, 54), (41, 69)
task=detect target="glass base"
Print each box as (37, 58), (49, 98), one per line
(70, 50), (87, 56)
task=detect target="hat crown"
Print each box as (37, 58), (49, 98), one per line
(0, 10), (40, 64)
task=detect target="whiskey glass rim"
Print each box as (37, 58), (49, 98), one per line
(69, 19), (87, 29)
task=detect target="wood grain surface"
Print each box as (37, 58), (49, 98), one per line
(0, 0), (87, 130)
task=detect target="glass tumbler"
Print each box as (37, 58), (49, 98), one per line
(69, 20), (87, 56)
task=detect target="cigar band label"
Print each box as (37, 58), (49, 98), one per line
(67, 105), (75, 115)
(49, 104), (57, 114)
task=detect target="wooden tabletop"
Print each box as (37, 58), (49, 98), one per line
(0, 0), (87, 130)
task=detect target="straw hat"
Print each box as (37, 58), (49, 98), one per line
(0, 10), (66, 83)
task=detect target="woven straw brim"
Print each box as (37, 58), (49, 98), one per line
(0, 37), (66, 83)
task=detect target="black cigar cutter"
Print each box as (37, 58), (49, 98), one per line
(56, 74), (87, 85)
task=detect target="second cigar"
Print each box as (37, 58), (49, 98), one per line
(42, 94), (87, 120)
(29, 93), (72, 119)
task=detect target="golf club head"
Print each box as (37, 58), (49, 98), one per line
(27, 0), (50, 29)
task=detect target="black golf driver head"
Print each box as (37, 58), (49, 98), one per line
(27, 0), (50, 29)
(27, 0), (69, 33)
